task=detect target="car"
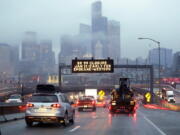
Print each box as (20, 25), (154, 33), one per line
(5, 94), (22, 103)
(76, 96), (96, 112)
(25, 91), (75, 127)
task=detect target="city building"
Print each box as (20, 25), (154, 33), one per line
(39, 40), (55, 73)
(59, 35), (79, 65)
(79, 23), (91, 55)
(10, 45), (19, 74)
(148, 47), (173, 68)
(21, 31), (40, 61)
(20, 32), (56, 77)
(59, 1), (121, 64)
(0, 43), (13, 76)
(91, 1), (102, 19)
(94, 41), (103, 59)
(108, 20), (120, 64)
(91, 1), (108, 58)
(0, 43), (19, 76)
(172, 52), (180, 77)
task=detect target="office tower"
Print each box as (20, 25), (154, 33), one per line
(108, 20), (120, 63)
(91, 1), (108, 58)
(21, 31), (40, 61)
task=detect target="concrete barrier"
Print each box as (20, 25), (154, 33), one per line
(0, 103), (26, 123)
(0, 103), (26, 115)
(160, 100), (180, 111)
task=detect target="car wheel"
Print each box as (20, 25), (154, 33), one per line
(92, 107), (96, 112)
(25, 119), (33, 127)
(69, 112), (74, 124)
(109, 109), (115, 114)
(78, 108), (81, 112)
(62, 113), (69, 127)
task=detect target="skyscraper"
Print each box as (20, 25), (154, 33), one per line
(108, 20), (120, 64)
(39, 40), (55, 73)
(91, 1), (102, 19)
(91, 1), (108, 58)
(59, 35), (79, 65)
(21, 31), (40, 61)
(79, 23), (91, 55)
(40, 40), (55, 64)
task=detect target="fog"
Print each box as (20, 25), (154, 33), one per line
(0, 0), (180, 59)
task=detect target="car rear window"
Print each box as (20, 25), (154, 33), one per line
(10, 95), (21, 99)
(80, 96), (94, 101)
(29, 95), (58, 102)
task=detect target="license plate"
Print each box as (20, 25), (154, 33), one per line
(37, 108), (47, 112)
(84, 105), (88, 108)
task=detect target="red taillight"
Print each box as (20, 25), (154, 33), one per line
(51, 103), (61, 108)
(92, 100), (95, 104)
(26, 103), (34, 108)
(76, 100), (79, 105)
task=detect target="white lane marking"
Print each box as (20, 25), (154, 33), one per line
(92, 115), (98, 119)
(69, 125), (80, 132)
(138, 111), (167, 135)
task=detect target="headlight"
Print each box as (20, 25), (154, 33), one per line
(112, 102), (116, 105)
(5, 100), (10, 103)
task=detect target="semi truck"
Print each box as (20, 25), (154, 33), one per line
(109, 78), (136, 114)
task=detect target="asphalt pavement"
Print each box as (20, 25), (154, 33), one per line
(1, 106), (180, 135)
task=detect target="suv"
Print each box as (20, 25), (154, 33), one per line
(25, 92), (75, 127)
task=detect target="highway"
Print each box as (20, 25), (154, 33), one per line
(1, 106), (180, 135)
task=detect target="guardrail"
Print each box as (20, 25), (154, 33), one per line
(0, 103), (26, 123)
(0, 103), (26, 114)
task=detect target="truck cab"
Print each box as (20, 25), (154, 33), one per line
(162, 88), (175, 103)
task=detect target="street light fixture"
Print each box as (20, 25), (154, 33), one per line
(138, 37), (161, 92)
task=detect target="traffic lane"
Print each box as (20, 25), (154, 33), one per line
(0, 119), (76, 135)
(69, 107), (180, 135)
(0, 108), (100, 135)
(1, 107), (180, 135)
(139, 107), (180, 135)
(68, 108), (164, 135)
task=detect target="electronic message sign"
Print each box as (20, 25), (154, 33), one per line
(72, 58), (114, 73)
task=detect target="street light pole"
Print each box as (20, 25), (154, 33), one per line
(138, 37), (161, 92)
(158, 42), (161, 92)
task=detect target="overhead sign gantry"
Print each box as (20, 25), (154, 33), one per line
(59, 58), (154, 103)
(72, 58), (114, 73)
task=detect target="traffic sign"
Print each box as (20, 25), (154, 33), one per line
(98, 90), (105, 97)
(145, 92), (151, 103)
(72, 58), (114, 73)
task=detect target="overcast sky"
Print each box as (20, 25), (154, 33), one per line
(0, 0), (180, 59)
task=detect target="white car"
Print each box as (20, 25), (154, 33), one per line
(25, 92), (75, 127)
(5, 94), (22, 103)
